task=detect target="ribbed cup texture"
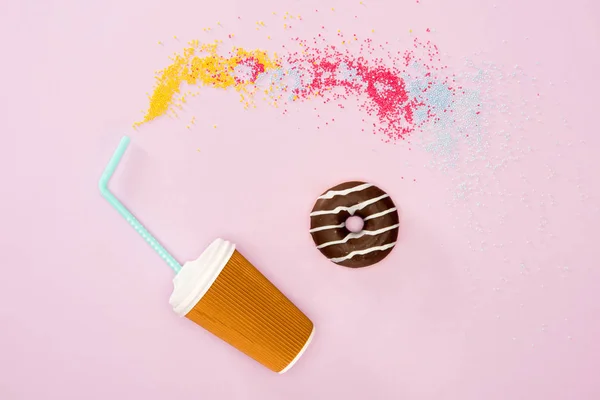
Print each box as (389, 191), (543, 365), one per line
(185, 250), (314, 372)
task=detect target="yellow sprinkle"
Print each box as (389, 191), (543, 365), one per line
(135, 40), (281, 126)
(331, 7), (335, 11)
(196, 148), (201, 152)
(173, 35), (177, 39)
(213, 124), (217, 128)
(372, 29), (375, 33)
(186, 125), (190, 129)
(268, 36), (271, 40)
(158, 41), (163, 45)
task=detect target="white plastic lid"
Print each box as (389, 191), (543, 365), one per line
(169, 238), (235, 316)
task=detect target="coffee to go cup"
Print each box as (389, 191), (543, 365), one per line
(169, 238), (315, 373)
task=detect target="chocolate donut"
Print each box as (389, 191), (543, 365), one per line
(309, 181), (399, 268)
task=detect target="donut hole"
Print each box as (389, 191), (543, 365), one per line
(345, 215), (364, 233)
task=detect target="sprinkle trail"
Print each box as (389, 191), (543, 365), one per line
(136, 35), (457, 143)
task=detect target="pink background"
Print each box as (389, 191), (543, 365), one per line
(1, 0), (600, 399)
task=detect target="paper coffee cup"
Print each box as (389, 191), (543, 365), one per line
(169, 238), (314, 373)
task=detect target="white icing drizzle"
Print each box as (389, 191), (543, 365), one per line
(329, 242), (397, 263)
(317, 183), (373, 200)
(317, 224), (400, 249)
(363, 207), (398, 221)
(309, 194), (389, 217)
(309, 223), (346, 233)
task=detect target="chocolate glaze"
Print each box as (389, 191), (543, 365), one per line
(310, 181), (399, 268)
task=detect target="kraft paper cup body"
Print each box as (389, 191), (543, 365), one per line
(169, 238), (314, 373)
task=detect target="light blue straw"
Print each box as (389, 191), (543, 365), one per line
(99, 136), (182, 274)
